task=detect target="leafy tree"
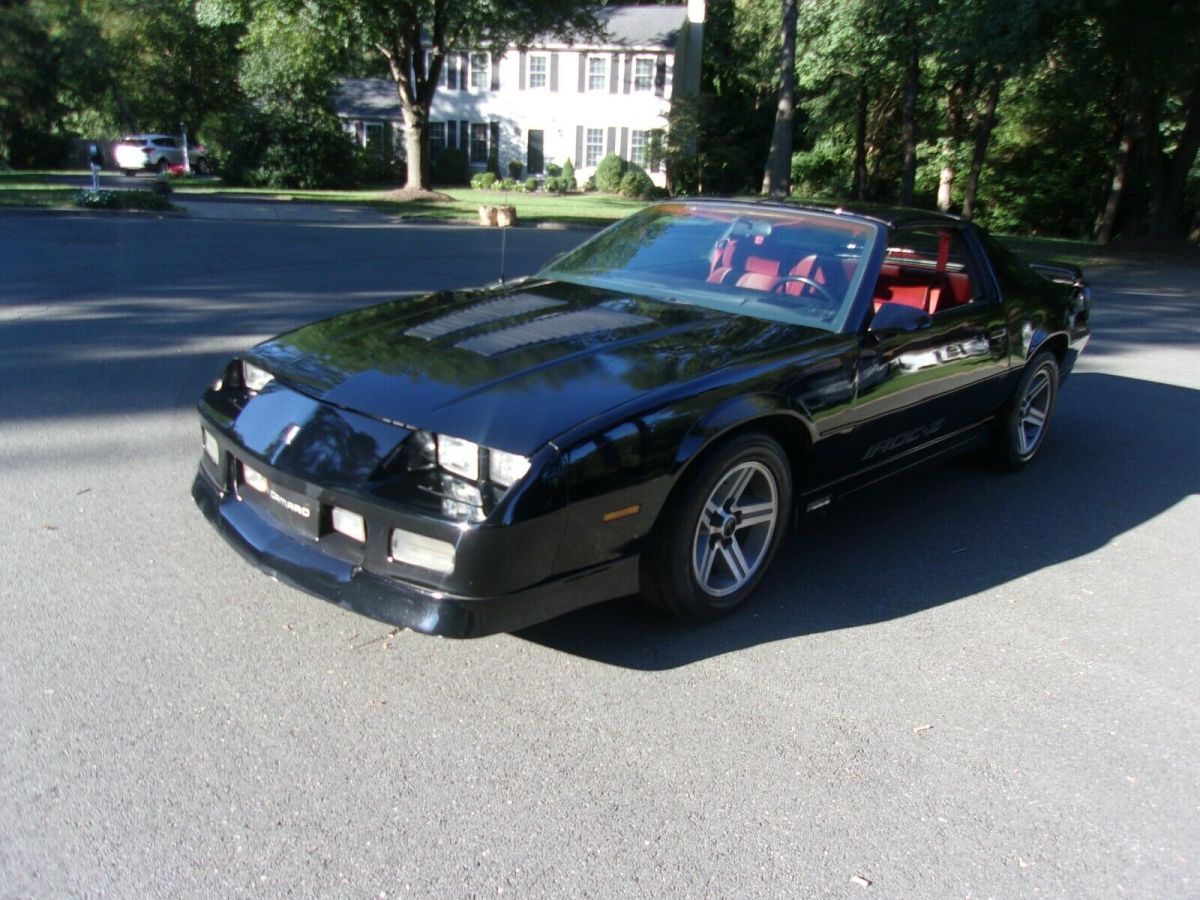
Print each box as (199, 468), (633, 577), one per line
(0, 0), (61, 164)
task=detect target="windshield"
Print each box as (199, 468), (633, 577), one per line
(541, 202), (880, 331)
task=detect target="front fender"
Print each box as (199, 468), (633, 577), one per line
(673, 393), (816, 470)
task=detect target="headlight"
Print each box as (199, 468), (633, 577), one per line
(436, 434), (479, 481)
(487, 448), (530, 487)
(241, 360), (274, 392)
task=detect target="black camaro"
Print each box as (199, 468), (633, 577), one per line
(192, 201), (1090, 636)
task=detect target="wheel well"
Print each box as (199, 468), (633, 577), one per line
(680, 414), (812, 497)
(1037, 333), (1069, 367)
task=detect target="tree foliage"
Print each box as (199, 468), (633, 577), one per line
(4, 0), (1199, 239)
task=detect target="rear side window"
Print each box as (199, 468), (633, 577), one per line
(872, 227), (982, 316)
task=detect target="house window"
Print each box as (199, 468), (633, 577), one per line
(429, 122), (446, 157)
(630, 130), (647, 167)
(470, 52), (488, 90)
(365, 122), (384, 157)
(633, 58), (654, 93)
(426, 52), (447, 87)
(587, 56), (607, 92)
(585, 128), (603, 167)
(470, 123), (489, 164)
(529, 53), (548, 89)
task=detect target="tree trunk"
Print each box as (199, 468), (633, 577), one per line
(961, 70), (1002, 220)
(402, 104), (430, 191)
(898, 16), (919, 207)
(937, 162), (954, 212)
(1147, 61), (1200, 239)
(851, 80), (868, 200)
(1096, 111), (1133, 245)
(380, 27), (448, 193)
(761, 0), (798, 197)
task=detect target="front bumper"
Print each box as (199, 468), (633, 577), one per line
(192, 468), (639, 637)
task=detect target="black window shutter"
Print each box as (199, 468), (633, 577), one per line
(447, 121), (456, 150)
(655, 55), (666, 98)
(575, 126), (583, 168)
(578, 55), (587, 93)
(606, 127), (616, 155)
(610, 54), (619, 93)
(550, 53), (559, 92)
(519, 51), (527, 90)
(490, 122), (500, 160)
(460, 121), (469, 153)
(623, 55), (632, 94)
(620, 127), (628, 159)
(491, 54), (500, 92)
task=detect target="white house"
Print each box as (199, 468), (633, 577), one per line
(333, 2), (705, 186)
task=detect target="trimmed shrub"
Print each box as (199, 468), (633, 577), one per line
(73, 189), (174, 211)
(545, 162), (562, 178)
(507, 160), (524, 180)
(470, 171), (498, 189)
(594, 153), (627, 193)
(486, 150), (500, 177)
(524, 177), (538, 192)
(432, 148), (469, 186)
(561, 158), (575, 189)
(201, 106), (362, 189)
(618, 166), (656, 199)
(359, 151), (406, 185)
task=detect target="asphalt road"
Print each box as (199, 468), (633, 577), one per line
(1, 212), (1197, 898)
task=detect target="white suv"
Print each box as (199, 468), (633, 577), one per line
(113, 134), (210, 176)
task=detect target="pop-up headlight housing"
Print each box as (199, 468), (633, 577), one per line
(241, 360), (274, 393)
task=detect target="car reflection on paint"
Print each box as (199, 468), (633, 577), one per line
(192, 200), (1090, 636)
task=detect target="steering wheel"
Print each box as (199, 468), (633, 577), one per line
(773, 275), (840, 310)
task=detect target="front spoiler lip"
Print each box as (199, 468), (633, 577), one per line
(191, 470), (638, 638)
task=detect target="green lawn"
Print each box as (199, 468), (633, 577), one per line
(0, 182), (76, 208)
(167, 183), (649, 226)
(0, 172), (651, 224)
(0, 172), (1135, 260)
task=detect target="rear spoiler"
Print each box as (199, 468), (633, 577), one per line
(1028, 260), (1084, 286)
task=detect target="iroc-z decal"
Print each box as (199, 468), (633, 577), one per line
(863, 418), (946, 461)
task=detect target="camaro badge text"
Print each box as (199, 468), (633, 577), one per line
(269, 489), (311, 518)
(864, 418), (946, 461)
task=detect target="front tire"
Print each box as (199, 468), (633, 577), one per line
(642, 433), (792, 621)
(989, 351), (1059, 470)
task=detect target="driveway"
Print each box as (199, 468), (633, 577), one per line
(0, 213), (1196, 897)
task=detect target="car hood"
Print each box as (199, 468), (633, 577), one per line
(249, 279), (829, 454)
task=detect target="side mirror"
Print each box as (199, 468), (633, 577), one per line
(868, 302), (932, 336)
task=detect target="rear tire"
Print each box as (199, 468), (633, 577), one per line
(641, 433), (792, 621)
(988, 351), (1059, 470)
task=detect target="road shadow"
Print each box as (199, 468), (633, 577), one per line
(516, 372), (1200, 669)
(0, 215), (585, 422)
